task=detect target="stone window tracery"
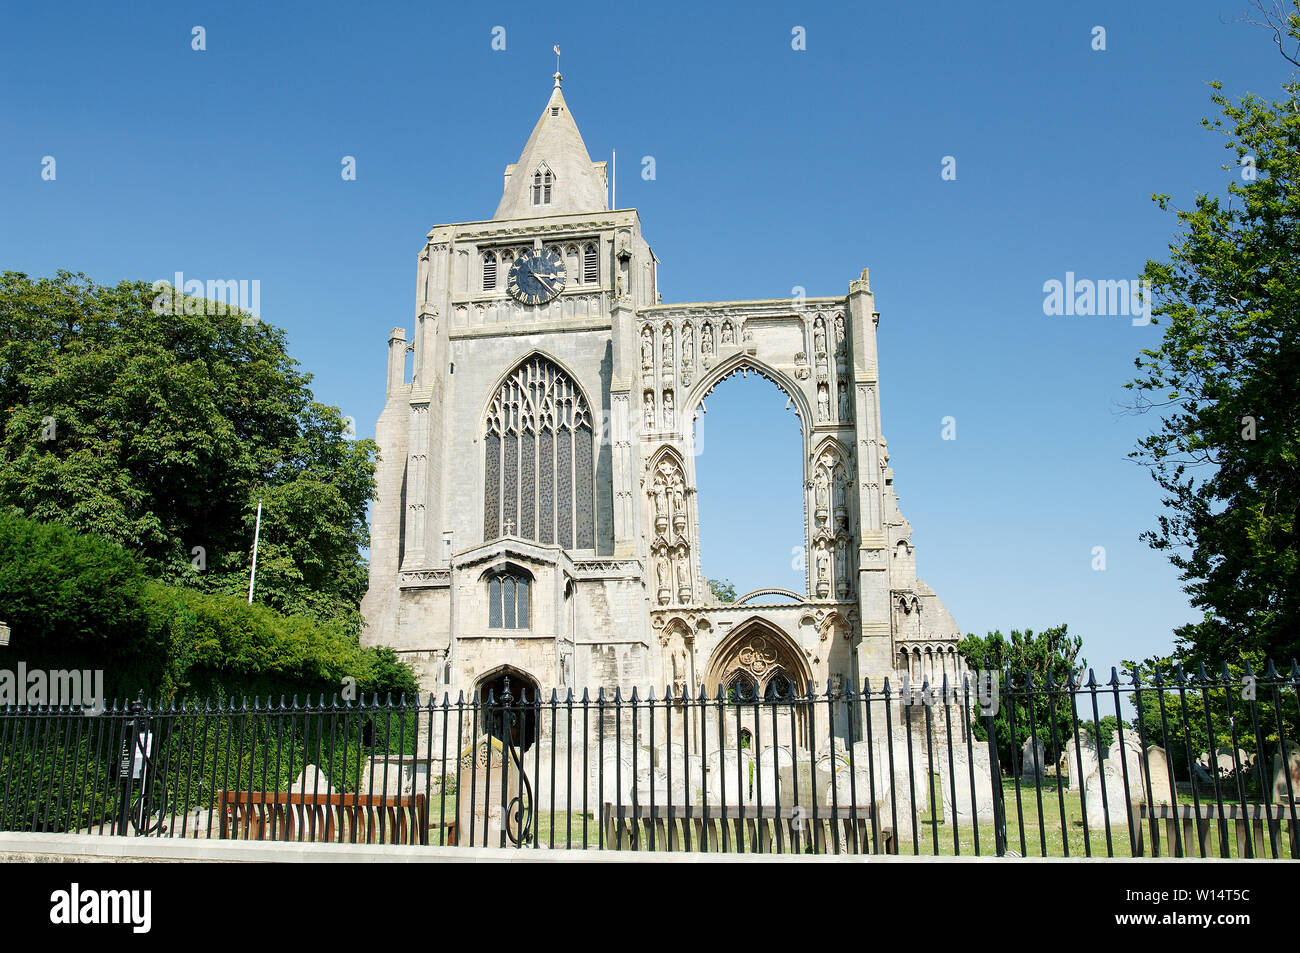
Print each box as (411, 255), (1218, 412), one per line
(488, 570), (531, 629)
(532, 167), (553, 206)
(485, 356), (594, 549)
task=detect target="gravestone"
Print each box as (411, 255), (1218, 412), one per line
(1271, 742), (1300, 803)
(706, 749), (756, 805)
(757, 746), (795, 806)
(1064, 731), (1098, 791)
(457, 736), (521, 847)
(1084, 761), (1137, 831)
(1107, 736), (1144, 779)
(942, 750), (996, 823)
(290, 763), (336, 797)
(1144, 745), (1174, 805)
(1020, 738), (1046, 782)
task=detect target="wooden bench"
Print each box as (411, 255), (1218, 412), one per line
(216, 791), (434, 845)
(1135, 802), (1300, 858)
(602, 802), (894, 854)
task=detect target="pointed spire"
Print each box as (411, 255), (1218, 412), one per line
(494, 71), (609, 220)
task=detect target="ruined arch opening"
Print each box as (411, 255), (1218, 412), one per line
(691, 368), (805, 598)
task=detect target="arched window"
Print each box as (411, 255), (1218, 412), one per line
(485, 356), (595, 550)
(764, 671), (795, 701)
(532, 168), (553, 206)
(483, 252), (497, 291)
(487, 570), (531, 629)
(583, 243), (598, 283)
(726, 671), (758, 703)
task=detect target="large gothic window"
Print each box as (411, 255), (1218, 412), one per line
(485, 356), (595, 549)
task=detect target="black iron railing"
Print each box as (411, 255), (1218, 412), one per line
(1, 664), (1298, 857)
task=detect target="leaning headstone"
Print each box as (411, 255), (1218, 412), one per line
(1144, 745), (1174, 805)
(1020, 738), (1046, 782)
(1215, 747), (1239, 778)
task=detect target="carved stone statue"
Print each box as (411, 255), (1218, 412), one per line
(644, 392), (655, 430)
(682, 324), (693, 358)
(721, 322), (733, 345)
(662, 390), (674, 427)
(835, 314), (845, 348)
(702, 325), (714, 356)
(641, 328), (653, 368)
(817, 383), (829, 420)
(814, 319), (826, 355)
(838, 382), (851, 420)
(662, 328), (673, 366)
(657, 553), (669, 589)
(815, 474), (828, 511)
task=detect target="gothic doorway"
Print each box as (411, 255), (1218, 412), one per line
(477, 667), (540, 752)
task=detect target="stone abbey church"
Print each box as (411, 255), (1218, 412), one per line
(360, 73), (962, 704)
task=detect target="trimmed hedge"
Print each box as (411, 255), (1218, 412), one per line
(0, 509), (415, 703)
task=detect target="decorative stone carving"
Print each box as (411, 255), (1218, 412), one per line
(661, 323), (673, 366)
(701, 323), (713, 356)
(643, 391), (655, 431)
(641, 327), (653, 369)
(794, 351), (810, 380)
(814, 315), (826, 356)
(817, 383), (829, 421)
(721, 321), (734, 346)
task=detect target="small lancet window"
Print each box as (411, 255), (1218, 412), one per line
(583, 243), (597, 283)
(483, 252), (497, 290)
(532, 168), (553, 206)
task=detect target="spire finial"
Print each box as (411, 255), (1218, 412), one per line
(553, 45), (562, 87)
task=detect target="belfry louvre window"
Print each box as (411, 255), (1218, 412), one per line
(485, 356), (595, 550)
(483, 253), (497, 290)
(488, 571), (530, 629)
(532, 169), (553, 206)
(583, 243), (597, 283)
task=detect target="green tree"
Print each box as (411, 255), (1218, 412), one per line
(0, 271), (375, 633)
(707, 578), (737, 603)
(1125, 10), (1300, 665)
(958, 625), (1086, 770)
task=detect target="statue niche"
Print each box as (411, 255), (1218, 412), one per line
(648, 454), (692, 605)
(810, 441), (855, 601)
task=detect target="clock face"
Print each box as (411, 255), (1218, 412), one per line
(507, 247), (566, 305)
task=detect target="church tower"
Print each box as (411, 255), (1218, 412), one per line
(362, 72), (962, 718)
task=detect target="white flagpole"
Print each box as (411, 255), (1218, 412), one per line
(248, 499), (263, 604)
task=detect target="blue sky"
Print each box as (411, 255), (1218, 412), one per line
(0, 1), (1287, 670)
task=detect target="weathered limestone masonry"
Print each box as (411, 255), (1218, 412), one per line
(360, 72), (963, 747)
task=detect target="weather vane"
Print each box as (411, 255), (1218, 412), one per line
(554, 45), (561, 73)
